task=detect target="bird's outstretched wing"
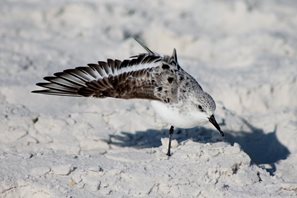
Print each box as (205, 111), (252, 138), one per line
(32, 42), (184, 103)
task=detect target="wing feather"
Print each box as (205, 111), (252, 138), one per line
(32, 54), (165, 98)
(32, 43), (185, 103)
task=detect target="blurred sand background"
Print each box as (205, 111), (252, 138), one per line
(0, 0), (297, 197)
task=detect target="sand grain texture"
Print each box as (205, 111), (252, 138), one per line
(0, 0), (297, 197)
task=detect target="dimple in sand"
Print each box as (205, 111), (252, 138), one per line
(32, 39), (224, 156)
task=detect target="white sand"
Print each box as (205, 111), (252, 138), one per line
(0, 0), (297, 197)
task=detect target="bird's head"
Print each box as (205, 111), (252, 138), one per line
(193, 91), (224, 136)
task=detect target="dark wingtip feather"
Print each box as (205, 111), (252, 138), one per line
(31, 90), (41, 94)
(134, 37), (154, 54)
(31, 89), (82, 97)
(53, 72), (64, 77)
(36, 82), (50, 87)
(43, 76), (55, 81)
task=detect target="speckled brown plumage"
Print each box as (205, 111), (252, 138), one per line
(32, 40), (224, 150)
(32, 46), (202, 104)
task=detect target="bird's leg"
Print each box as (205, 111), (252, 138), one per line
(166, 126), (174, 156)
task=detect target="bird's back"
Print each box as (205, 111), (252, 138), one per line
(33, 45), (201, 105)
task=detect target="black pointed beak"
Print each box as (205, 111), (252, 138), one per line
(209, 115), (224, 137)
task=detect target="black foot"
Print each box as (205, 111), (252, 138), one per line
(166, 126), (174, 157)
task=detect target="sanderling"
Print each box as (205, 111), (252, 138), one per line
(32, 39), (224, 156)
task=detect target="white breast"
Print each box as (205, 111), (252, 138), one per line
(151, 101), (209, 128)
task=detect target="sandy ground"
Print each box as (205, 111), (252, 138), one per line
(0, 0), (297, 197)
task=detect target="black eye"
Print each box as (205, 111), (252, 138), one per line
(198, 105), (203, 111)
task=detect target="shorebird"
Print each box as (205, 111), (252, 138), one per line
(32, 39), (224, 156)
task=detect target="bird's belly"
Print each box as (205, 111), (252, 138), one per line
(151, 101), (207, 128)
